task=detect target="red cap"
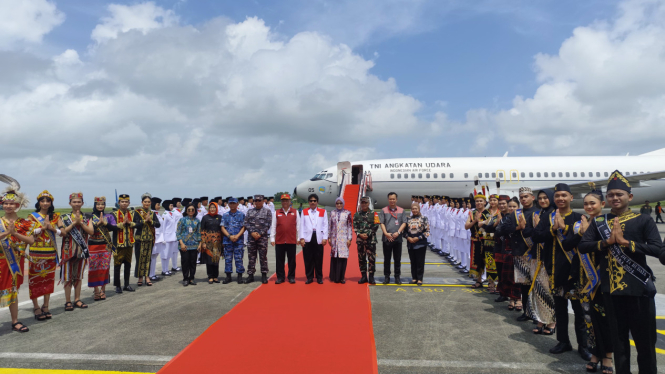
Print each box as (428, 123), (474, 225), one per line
(280, 194), (291, 200)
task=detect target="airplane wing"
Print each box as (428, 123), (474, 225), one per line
(495, 170), (665, 197)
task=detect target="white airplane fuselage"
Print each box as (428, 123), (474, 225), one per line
(294, 155), (665, 209)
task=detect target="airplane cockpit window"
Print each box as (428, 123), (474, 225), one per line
(311, 173), (325, 180)
(326, 173), (333, 179)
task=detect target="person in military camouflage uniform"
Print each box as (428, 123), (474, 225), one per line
(354, 196), (379, 284)
(243, 194), (272, 284)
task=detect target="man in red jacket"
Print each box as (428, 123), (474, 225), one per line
(270, 194), (301, 284)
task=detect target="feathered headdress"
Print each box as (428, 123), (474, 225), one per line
(0, 175), (29, 210)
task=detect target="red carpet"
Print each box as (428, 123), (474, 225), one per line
(158, 235), (378, 374)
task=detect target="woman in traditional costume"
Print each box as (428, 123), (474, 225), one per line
(134, 193), (161, 287)
(200, 202), (223, 284)
(27, 190), (60, 321)
(495, 198), (523, 311)
(88, 196), (115, 301)
(328, 197), (353, 284)
(530, 189), (557, 335)
(406, 203), (430, 285)
(1, 184), (35, 332)
(58, 192), (94, 311)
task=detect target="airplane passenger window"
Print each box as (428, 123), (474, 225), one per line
(581, 172), (585, 177)
(411, 173), (416, 179)
(426, 173), (430, 178)
(529, 172), (533, 178)
(450, 173), (454, 178)
(404, 173), (408, 179)
(521, 172), (525, 178)
(537, 172), (541, 177)
(485, 173), (489, 178)
(596, 172), (600, 177)
(566, 172), (570, 177)
(464, 173), (468, 178)
(626, 171), (630, 175)
(391, 174), (395, 179)
(418, 173), (422, 179)
(544, 172), (549, 177)
(573, 172), (577, 177)
(512, 172), (517, 178)
(434, 173), (438, 178)
(499, 172), (504, 178)
(604, 172), (608, 177)
(397, 173), (401, 179)
(441, 173), (445, 178)
(492, 172), (496, 178)
(478, 173), (482, 178)
(559, 172), (563, 177)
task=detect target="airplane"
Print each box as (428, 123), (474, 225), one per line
(293, 148), (665, 210)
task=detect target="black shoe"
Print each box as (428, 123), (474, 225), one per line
(261, 274), (268, 284)
(288, 277), (295, 284)
(395, 276), (401, 285)
(358, 274), (368, 284)
(383, 277), (390, 285)
(517, 314), (531, 322)
(460, 269), (470, 274)
(244, 274), (255, 284)
(495, 296), (508, 302)
(213, 279), (220, 283)
(222, 273), (233, 284)
(237, 274), (243, 284)
(305, 279), (313, 284)
(171, 267), (181, 272)
(578, 346), (592, 361)
(276, 279), (284, 284)
(123, 285), (135, 292)
(317, 278), (323, 284)
(369, 275), (376, 285)
(115, 286), (123, 294)
(162, 271), (172, 276)
(189, 280), (197, 285)
(150, 276), (159, 281)
(183, 280), (189, 287)
(549, 342), (573, 354)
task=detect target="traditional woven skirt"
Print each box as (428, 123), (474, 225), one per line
(469, 240), (481, 278)
(136, 240), (154, 277)
(0, 252), (23, 308)
(498, 253), (520, 300)
(88, 244), (111, 287)
(61, 258), (87, 284)
(484, 246), (498, 281)
(202, 231), (223, 264)
(528, 261), (555, 324)
(28, 247), (57, 299)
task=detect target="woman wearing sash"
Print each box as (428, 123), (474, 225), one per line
(58, 192), (94, 311)
(481, 195), (501, 293)
(578, 191), (613, 373)
(134, 193), (161, 287)
(200, 202), (223, 284)
(1, 185), (35, 332)
(88, 197), (115, 301)
(495, 198), (523, 311)
(27, 190), (60, 321)
(530, 189), (556, 336)
(466, 194), (490, 288)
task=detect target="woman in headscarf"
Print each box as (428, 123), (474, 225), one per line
(27, 190), (60, 321)
(530, 189), (557, 335)
(406, 203), (430, 285)
(87, 197), (116, 301)
(200, 202), (223, 284)
(1, 184), (35, 332)
(134, 193), (161, 287)
(328, 197), (353, 284)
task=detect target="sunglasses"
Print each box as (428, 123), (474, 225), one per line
(309, 200), (317, 202)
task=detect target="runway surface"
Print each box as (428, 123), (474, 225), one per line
(1, 222), (665, 373)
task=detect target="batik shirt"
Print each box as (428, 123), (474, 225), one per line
(222, 210), (245, 245)
(176, 216), (201, 250)
(353, 209), (379, 244)
(244, 207), (272, 237)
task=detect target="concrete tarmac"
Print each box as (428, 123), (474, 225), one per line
(1, 223), (665, 373)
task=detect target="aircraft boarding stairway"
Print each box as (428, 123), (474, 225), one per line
(339, 170), (373, 215)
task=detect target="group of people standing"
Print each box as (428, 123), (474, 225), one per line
(419, 170), (664, 374)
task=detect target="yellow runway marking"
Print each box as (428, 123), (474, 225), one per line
(629, 340), (665, 355)
(657, 329), (665, 335)
(656, 316), (665, 320)
(0, 370), (151, 374)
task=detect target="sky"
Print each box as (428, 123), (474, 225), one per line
(1, 0), (664, 207)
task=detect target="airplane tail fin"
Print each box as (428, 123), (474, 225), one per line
(640, 148), (665, 156)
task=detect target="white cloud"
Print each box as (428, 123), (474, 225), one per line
(68, 156), (99, 173)
(91, 1), (179, 44)
(0, 0), (65, 49)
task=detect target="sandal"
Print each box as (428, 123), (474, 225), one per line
(99, 292), (106, 300)
(515, 302), (523, 312)
(533, 324), (544, 334)
(586, 359), (599, 373)
(74, 300), (88, 309)
(417, 281), (423, 286)
(601, 358), (613, 374)
(64, 302), (74, 311)
(33, 308), (47, 321)
(208, 279), (214, 284)
(411, 279), (418, 284)
(137, 281), (143, 286)
(543, 325), (556, 335)
(470, 281), (483, 288)
(94, 290), (101, 301)
(508, 301), (515, 311)
(146, 280), (153, 286)
(41, 305), (52, 319)
(12, 322), (29, 333)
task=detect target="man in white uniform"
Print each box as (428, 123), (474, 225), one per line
(163, 198), (182, 275)
(150, 198), (167, 281)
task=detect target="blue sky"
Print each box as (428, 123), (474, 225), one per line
(0, 0), (663, 203)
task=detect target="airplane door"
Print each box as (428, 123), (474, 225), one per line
(352, 165), (363, 185)
(337, 162), (351, 188)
